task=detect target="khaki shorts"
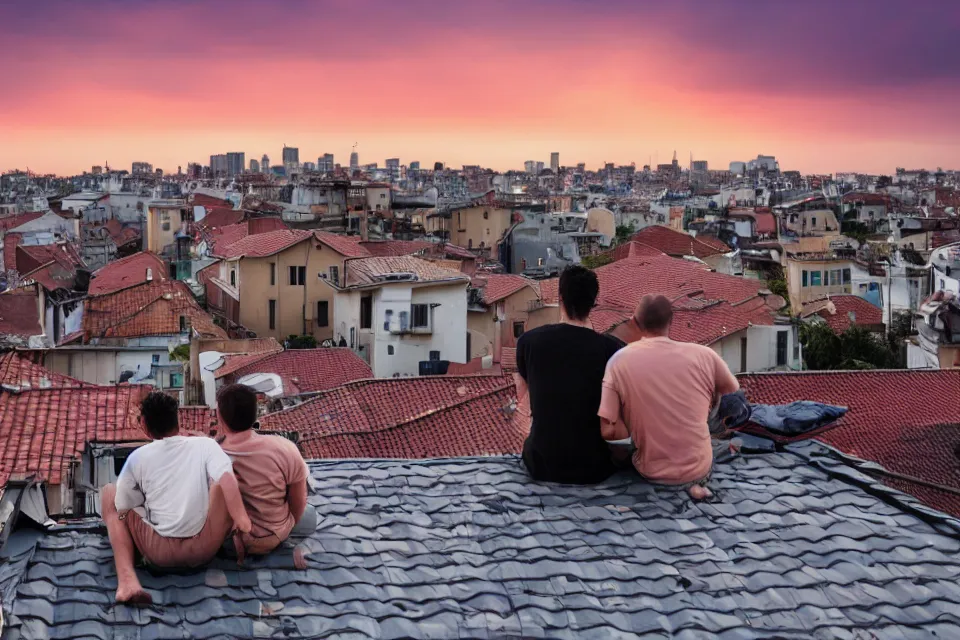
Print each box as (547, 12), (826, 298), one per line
(123, 510), (228, 569)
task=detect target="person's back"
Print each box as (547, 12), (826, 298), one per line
(218, 384), (312, 557)
(603, 338), (727, 483)
(517, 266), (622, 484)
(123, 436), (233, 537)
(599, 295), (739, 498)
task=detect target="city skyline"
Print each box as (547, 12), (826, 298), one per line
(2, 0), (958, 176)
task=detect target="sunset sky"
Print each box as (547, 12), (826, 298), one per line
(2, 0), (958, 176)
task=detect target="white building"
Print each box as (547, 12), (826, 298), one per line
(328, 256), (469, 377)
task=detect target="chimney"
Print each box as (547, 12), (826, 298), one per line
(360, 210), (369, 242)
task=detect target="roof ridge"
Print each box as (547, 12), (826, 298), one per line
(738, 369), (959, 377)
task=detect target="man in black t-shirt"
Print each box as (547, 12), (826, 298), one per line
(516, 265), (624, 484)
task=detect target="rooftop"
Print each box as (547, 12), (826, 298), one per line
(314, 231), (372, 258)
(473, 273), (539, 305)
(0, 290), (42, 345)
(88, 252), (167, 296)
(739, 369), (960, 517)
(0, 352), (86, 390)
(6, 444), (960, 638)
(83, 279), (226, 340)
(342, 256), (469, 288)
(800, 295), (884, 333)
(219, 229), (312, 259)
(358, 239), (434, 257)
(259, 374), (520, 459)
(630, 225), (730, 259)
(218, 348), (373, 396)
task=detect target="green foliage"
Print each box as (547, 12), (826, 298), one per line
(581, 253), (614, 270)
(614, 223), (636, 244)
(286, 334), (318, 349)
(800, 322), (900, 371)
(876, 175), (892, 189)
(840, 220), (870, 245)
(169, 344), (191, 362)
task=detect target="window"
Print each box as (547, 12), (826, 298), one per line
(329, 266), (340, 285)
(268, 299), (276, 330)
(169, 372), (184, 388)
(429, 350), (441, 361)
(316, 301), (329, 327)
(387, 345), (394, 355)
(483, 210), (489, 219)
(383, 309), (394, 331)
(152, 354), (160, 364)
(289, 266), (306, 285)
(360, 295), (372, 329)
(739, 337), (748, 373)
(412, 304), (429, 328)
(842, 268), (851, 284)
(513, 321), (525, 338)
(179, 315), (189, 332)
(811, 216), (817, 227)
(230, 269), (236, 287)
(801, 270), (808, 287)
(829, 269), (842, 286)
(270, 262), (276, 286)
(776, 331), (788, 367)
(398, 310), (409, 332)
(811, 271), (822, 287)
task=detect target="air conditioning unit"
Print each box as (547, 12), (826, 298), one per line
(376, 272), (418, 283)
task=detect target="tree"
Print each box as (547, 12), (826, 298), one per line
(614, 223), (636, 245)
(286, 335), (318, 349)
(800, 322), (900, 371)
(765, 266), (789, 309)
(169, 344), (191, 362)
(580, 253), (614, 270)
(876, 175), (892, 189)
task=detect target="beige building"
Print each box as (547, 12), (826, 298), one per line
(786, 256), (854, 312)
(144, 200), (188, 255)
(210, 229), (371, 341)
(586, 207), (616, 245)
(447, 205), (514, 254)
(781, 209), (840, 236)
(467, 274), (541, 362)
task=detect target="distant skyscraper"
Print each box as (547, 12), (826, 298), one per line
(187, 163), (202, 178)
(250, 159), (260, 173)
(92, 166), (103, 175)
(434, 162), (444, 171)
(261, 154), (270, 172)
(303, 161), (317, 171)
(226, 152), (245, 176)
(536, 161), (545, 174)
(210, 154), (228, 176)
(318, 153), (335, 172)
(524, 160), (536, 174)
(132, 162), (153, 174)
(409, 161), (420, 172)
(282, 146), (299, 171)
(385, 158), (400, 181)
(691, 160), (708, 172)
(350, 151), (359, 171)
(550, 152), (560, 173)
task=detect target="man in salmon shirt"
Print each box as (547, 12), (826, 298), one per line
(598, 294), (740, 499)
(217, 383), (316, 567)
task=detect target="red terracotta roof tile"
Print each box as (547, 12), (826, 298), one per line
(0, 385), (150, 485)
(191, 194), (234, 209)
(344, 256), (468, 288)
(0, 212), (45, 234)
(474, 274), (537, 305)
(219, 229), (312, 259)
(630, 225), (729, 259)
(359, 240), (434, 257)
(3, 233), (21, 271)
(606, 241), (666, 262)
(801, 295), (883, 333)
(538, 278), (559, 305)
(83, 279), (225, 340)
(314, 232), (371, 258)
(178, 406), (218, 434)
(89, 252), (168, 296)
(16, 243), (83, 275)
(738, 370), (960, 517)
(223, 348), (372, 396)
(199, 206), (245, 230)
(264, 378), (523, 459)
(500, 347), (517, 372)
(259, 374), (515, 457)
(0, 352), (87, 389)
(0, 289), (42, 343)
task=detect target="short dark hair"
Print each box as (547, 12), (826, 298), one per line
(217, 384), (258, 432)
(140, 391), (179, 438)
(635, 294), (674, 332)
(558, 265), (599, 321)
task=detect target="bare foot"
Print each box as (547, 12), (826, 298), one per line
(116, 584), (152, 605)
(293, 544), (309, 571)
(687, 485), (713, 501)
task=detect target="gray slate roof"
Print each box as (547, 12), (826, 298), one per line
(4, 441), (960, 639)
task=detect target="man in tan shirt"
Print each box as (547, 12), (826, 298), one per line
(217, 384), (315, 568)
(598, 295), (740, 499)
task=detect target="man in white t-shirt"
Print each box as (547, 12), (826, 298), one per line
(100, 392), (252, 605)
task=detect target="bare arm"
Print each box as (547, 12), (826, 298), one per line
(114, 452), (144, 514)
(218, 472), (252, 534)
(601, 417), (630, 441)
(714, 352), (740, 397)
(287, 479), (308, 523)
(513, 372), (528, 407)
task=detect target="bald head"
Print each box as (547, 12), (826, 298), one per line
(634, 295), (673, 335)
